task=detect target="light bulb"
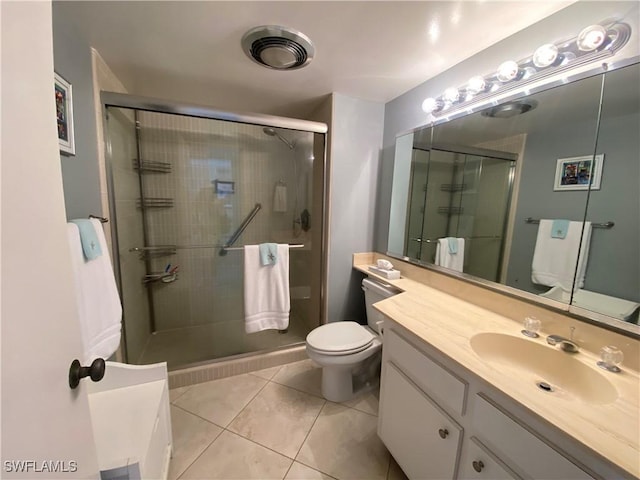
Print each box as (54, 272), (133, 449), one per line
(467, 76), (486, 95)
(497, 60), (519, 82)
(533, 44), (559, 68)
(443, 87), (459, 103)
(577, 25), (607, 52)
(421, 97), (442, 114)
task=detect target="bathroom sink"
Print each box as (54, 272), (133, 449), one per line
(470, 333), (617, 405)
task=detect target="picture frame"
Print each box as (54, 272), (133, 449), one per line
(553, 154), (604, 191)
(54, 72), (75, 156)
(213, 179), (235, 195)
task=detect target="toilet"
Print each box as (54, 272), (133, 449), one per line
(306, 277), (399, 402)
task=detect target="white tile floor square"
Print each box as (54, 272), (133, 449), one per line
(169, 359), (409, 480)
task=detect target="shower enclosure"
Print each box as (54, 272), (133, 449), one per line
(103, 94), (327, 370)
(405, 146), (515, 282)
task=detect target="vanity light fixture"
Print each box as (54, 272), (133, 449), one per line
(443, 87), (460, 103)
(421, 20), (631, 119)
(576, 25), (608, 52)
(467, 76), (488, 95)
(497, 60), (520, 82)
(533, 43), (559, 68)
(421, 97), (443, 114)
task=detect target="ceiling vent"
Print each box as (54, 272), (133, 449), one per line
(241, 25), (315, 70)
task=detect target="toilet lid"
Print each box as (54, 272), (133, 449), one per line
(306, 321), (375, 354)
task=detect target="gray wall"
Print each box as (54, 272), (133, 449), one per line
(506, 88), (639, 302)
(583, 109), (639, 300)
(326, 94), (385, 323)
(52, 6), (102, 220)
(376, 1), (640, 252)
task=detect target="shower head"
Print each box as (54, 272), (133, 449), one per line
(263, 127), (295, 149)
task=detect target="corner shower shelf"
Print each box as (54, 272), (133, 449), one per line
(129, 245), (177, 260)
(137, 197), (174, 208)
(440, 183), (467, 192)
(438, 206), (464, 215)
(133, 159), (172, 173)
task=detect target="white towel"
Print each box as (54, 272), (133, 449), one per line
(531, 220), (592, 291)
(68, 219), (122, 363)
(434, 237), (465, 273)
(273, 184), (287, 212)
(244, 244), (290, 333)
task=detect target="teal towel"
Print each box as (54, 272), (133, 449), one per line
(446, 237), (458, 254)
(259, 243), (277, 266)
(551, 219), (570, 239)
(70, 219), (102, 260)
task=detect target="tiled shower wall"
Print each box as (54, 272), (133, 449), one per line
(133, 111), (315, 335)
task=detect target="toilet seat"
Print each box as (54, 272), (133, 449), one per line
(306, 321), (375, 356)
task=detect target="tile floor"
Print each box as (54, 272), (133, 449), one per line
(169, 359), (409, 480)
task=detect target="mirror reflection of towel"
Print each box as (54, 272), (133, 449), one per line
(532, 220), (591, 290)
(435, 238), (465, 272)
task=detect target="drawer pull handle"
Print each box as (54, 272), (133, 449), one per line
(438, 428), (449, 439)
(472, 460), (484, 473)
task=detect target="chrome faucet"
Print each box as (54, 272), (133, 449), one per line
(547, 326), (579, 353)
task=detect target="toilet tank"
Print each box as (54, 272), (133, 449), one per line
(362, 278), (399, 333)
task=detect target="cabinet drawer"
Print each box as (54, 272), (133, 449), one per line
(385, 328), (467, 415)
(379, 363), (462, 480)
(458, 437), (521, 480)
(473, 395), (595, 480)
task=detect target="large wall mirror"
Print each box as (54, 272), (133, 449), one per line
(388, 62), (639, 332)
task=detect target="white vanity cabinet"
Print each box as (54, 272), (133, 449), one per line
(378, 321), (604, 480)
(379, 363), (462, 479)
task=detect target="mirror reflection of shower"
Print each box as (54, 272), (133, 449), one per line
(263, 127), (310, 236)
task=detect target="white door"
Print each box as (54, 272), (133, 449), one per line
(1, 2), (99, 478)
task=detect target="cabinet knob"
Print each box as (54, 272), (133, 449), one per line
(438, 428), (449, 439)
(472, 460), (485, 473)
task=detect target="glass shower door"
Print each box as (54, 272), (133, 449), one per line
(106, 106), (324, 369)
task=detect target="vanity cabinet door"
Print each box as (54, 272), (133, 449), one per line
(458, 437), (521, 480)
(379, 362), (462, 480)
(473, 395), (596, 480)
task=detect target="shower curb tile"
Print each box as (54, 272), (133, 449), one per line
(168, 345), (307, 389)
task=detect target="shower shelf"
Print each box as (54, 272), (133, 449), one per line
(137, 197), (174, 208)
(143, 273), (178, 285)
(438, 206), (464, 214)
(133, 159), (172, 173)
(440, 183), (466, 192)
(129, 245), (177, 260)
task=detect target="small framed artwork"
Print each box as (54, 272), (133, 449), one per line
(553, 154), (604, 191)
(54, 73), (75, 156)
(213, 180), (235, 195)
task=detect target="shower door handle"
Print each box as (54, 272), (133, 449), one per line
(68, 358), (105, 389)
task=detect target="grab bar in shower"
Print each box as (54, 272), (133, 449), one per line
(219, 203), (262, 256)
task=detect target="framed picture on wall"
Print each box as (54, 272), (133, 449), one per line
(553, 154), (604, 191)
(54, 73), (75, 156)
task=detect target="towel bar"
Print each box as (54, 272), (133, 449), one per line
(525, 217), (614, 229)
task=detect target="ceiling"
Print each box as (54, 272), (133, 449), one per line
(54, 1), (576, 118)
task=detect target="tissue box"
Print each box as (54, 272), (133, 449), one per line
(368, 265), (401, 279)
